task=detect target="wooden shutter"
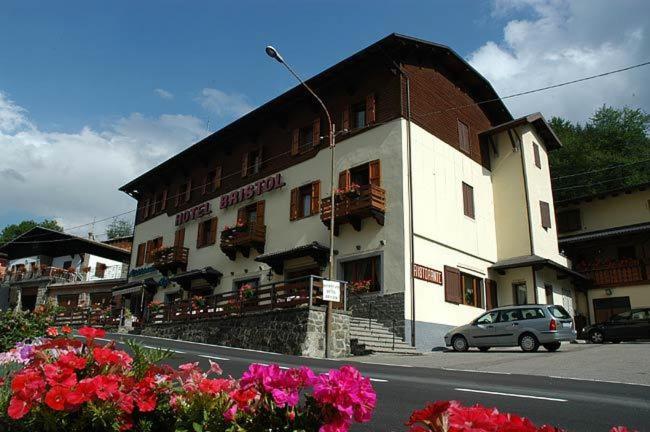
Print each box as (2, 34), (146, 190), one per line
(311, 181), (321, 215)
(202, 174), (209, 195)
(290, 188), (299, 221)
(185, 180), (192, 202)
(241, 152), (248, 177)
(463, 183), (475, 219)
(160, 189), (167, 213)
(533, 143), (541, 168)
(136, 243), (146, 266)
(174, 228), (185, 248)
(143, 199), (150, 219)
(214, 166), (222, 189)
(540, 201), (551, 228)
(366, 93), (376, 124)
(209, 217), (218, 245)
(174, 186), (181, 207)
(338, 170), (351, 189)
(145, 240), (155, 264)
(485, 279), (497, 310)
(196, 221), (205, 248)
(313, 118), (321, 148)
(342, 107), (350, 131)
(291, 129), (300, 156)
(458, 120), (470, 154)
(444, 266), (462, 304)
(369, 160), (381, 186)
(256, 201), (265, 225)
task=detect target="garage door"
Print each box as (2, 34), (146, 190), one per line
(593, 296), (631, 323)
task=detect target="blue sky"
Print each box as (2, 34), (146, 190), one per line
(0, 0), (648, 236)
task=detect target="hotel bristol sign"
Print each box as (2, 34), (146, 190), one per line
(220, 173), (286, 209)
(175, 202), (212, 226)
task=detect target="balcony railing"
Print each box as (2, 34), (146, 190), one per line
(2, 264), (127, 284)
(145, 275), (348, 324)
(321, 184), (386, 234)
(220, 222), (266, 260)
(577, 259), (649, 287)
(53, 307), (122, 327)
(152, 246), (189, 273)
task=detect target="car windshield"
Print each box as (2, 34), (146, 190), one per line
(610, 311), (631, 321)
(548, 305), (571, 319)
(475, 312), (498, 324)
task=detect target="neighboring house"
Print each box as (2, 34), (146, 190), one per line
(118, 33), (586, 350)
(0, 227), (131, 312)
(556, 182), (650, 324)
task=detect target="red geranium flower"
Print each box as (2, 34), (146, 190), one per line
(44, 363), (77, 387)
(7, 397), (31, 420)
(198, 378), (231, 395)
(46, 327), (59, 337)
(93, 375), (120, 401)
(406, 400), (451, 426)
(45, 386), (68, 411)
(58, 352), (87, 370)
(61, 325), (73, 335)
(78, 326), (106, 342)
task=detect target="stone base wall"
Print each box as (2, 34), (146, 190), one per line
(347, 292), (405, 339)
(139, 306), (350, 358)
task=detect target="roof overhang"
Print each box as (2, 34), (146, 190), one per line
(0, 227), (131, 263)
(555, 181), (650, 206)
(559, 223), (650, 246)
(255, 242), (329, 275)
(480, 112), (562, 151)
(169, 266), (223, 290)
(490, 255), (588, 282)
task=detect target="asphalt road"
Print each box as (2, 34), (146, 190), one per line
(97, 333), (650, 432)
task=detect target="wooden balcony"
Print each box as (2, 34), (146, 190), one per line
(220, 222), (266, 260)
(579, 259), (648, 287)
(152, 246), (189, 273)
(321, 184), (386, 235)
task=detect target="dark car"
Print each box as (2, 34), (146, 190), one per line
(583, 308), (650, 343)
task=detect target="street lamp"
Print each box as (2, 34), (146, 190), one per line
(265, 45), (337, 358)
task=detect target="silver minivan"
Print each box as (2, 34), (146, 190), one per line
(444, 304), (576, 352)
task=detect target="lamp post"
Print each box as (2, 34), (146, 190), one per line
(265, 45), (337, 358)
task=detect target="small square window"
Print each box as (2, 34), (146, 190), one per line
(299, 125), (314, 151)
(352, 102), (366, 129)
(249, 149), (262, 175)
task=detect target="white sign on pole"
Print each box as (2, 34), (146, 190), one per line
(322, 280), (341, 302)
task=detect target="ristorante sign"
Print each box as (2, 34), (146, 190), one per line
(220, 173), (286, 209)
(175, 202), (212, 226)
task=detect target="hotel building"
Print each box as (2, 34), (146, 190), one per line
(119, 34), (586, 350)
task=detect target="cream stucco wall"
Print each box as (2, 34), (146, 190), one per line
(130, 119), (407, 301)
(587, 284), (650, 324)
(558, 189), (650, 236)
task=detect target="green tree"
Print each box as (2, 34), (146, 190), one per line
(105, 217), (133, 239)
(0, 219), (63, 245)
(549, 106), (650, 201)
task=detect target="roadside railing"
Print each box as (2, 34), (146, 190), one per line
(145, 275), (348, 324)
(3, 264), (126, 284)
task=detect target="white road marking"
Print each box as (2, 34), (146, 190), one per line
(142, 345), (185, 354)
(455, 388), (567, 402)
(254, 362), (269, 366)
(199, 355), (230, 361)
(549, 376), (650, 388)
(356, 361), (413, 368)
(444, 368), (512, 375)
(279, 366), (290, 370)
(369, 378), (389, 383)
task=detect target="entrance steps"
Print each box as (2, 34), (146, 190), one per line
(349, 316), (420, 355)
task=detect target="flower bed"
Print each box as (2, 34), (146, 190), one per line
(0, 326), (376, 431)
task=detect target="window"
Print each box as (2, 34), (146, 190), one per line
(63, 261), (72, 270)
(339, 160), (381, 191)
(142, 198), (150, 219)
(540, 201), (552, 229)
(136, 243), (146, 266)
(458, 120), (470, 154)
(476, 311), (498, 325)
(90, 293), (111, 307)
(299, 125), (314, 150)
(610, 311), (631, 322)
(557, 209), (581, 233)
(631, 309), (650, 320)
(176, 180), (191, 206)
(461, 273), (482, 308)
(342, 255), (381, 293)
(351, 102), (366, 129)
(196, 217), (218, 249)
(154, 190), (167, 214)
(174, 227), (185, 248)
(444, 266), (462, 304)
(498, 309), (523, 322)
(485, 279), (498, 310)
(290, 181), (320, 221)
(234, 277), (260, 292)
(533, 143), (541, 168)
(548, 305), (571, 319)
(242, 148), (262, 177)
(462, 182), (475, 219)
(145, 237), (163, 264)
(94, 262), (107, 278)
(513, 282), (527, 305)
(545, 284), (554, 305)
(203, 167), (222, 194)
(520, 308), (545, 320)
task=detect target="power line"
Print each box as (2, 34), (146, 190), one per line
(413, 60), (650, 119)
(551, 158), (650, 181)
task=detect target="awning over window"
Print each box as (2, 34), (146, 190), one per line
(169, 266), (222, 290)
(489, 255), (588, 282)
(255, 242), (329, 275)
(111, 278), (158, 296)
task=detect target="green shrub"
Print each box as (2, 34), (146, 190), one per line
(0, 302), (59, 352)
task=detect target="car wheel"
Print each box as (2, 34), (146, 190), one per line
(452, 335), (469, 352)
(519, 333), (540, 352)
(589, 330), (604, 344)
(543, 342), (561, 352)
(478, 347), (490, 352)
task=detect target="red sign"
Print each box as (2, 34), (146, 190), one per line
(413, 264), (442, 284)
(219, 173), (286, 209)
(175, 202), (212, 226)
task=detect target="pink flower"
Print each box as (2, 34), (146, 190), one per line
(208, 359), (223, 375)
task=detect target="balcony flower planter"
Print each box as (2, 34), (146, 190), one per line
(351, 279), (372, 294)
(220, 221), (267, 260)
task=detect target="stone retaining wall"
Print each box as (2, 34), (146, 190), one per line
(347, 292), (405, 339)
(139, 306), (350, 358)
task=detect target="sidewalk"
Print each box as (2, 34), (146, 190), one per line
(349, 342), (650, 386)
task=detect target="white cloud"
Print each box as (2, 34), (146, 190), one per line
(154, 88), (174, 100)
(197, 88), (254, 119)
(468, 0), (650, 123)
(0, 91), (206, 237)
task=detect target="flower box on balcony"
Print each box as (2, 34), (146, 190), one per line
(321, 184), (386, 235)
(220, 222), (266, 260)
(152, 245), (189, 273)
